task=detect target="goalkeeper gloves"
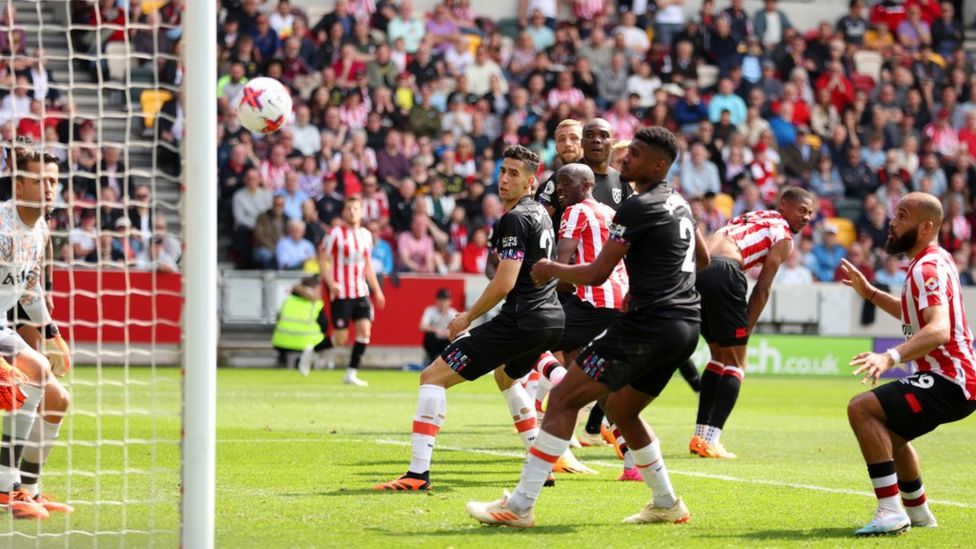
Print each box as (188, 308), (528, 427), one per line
(0, 357), (27, 412)
(46, 334), (71, 377)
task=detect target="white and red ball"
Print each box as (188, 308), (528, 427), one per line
(234, 77), (293, 134)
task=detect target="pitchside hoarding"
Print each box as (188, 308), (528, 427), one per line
(690, 335), (914, 378)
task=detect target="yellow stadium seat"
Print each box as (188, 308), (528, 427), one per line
(141, 0), (169, 14)
(826, 217), (856, 247)
(714, 193), (734, 219)
(303, 258), (320, 274)
(140, 89), (173, 129)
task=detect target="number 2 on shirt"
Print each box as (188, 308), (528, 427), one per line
(678, 217), (695, 273)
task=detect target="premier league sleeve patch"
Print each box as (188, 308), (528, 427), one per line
(924, 276), (939, 292)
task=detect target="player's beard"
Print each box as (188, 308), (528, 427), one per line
(884, 225), (919, 255)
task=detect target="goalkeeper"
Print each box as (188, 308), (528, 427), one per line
(0, 148), (72, 520)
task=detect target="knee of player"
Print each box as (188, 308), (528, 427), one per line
(15, 350), (51, 383)
(332, 332), (349, 346)
(48, 381), (71, 412)
(846, 394), (872, 424)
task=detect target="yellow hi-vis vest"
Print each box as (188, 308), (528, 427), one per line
(271, 295), (325, 351)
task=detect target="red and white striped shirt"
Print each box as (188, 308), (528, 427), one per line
(573, 0), (606, 19)
(902, 244), (976, 399)
(321, 224), (373, 299)
(362, 191), (389, 221)
(338, 97), (372, 130)
(560, 198), (628, 309)
(718, 210), (793, 270)
(546, 87), (585, 109)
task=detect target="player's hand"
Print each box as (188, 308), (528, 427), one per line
(448, 312), (471, 341)
(46, 334), (71, 377)
(46, 293), (55, 314)
(373, 292), (386, 310)
(839, 259), (873, 299)
(0, 358), (27, 412)
(325, 284), (339, 300)
(850, 351), (894, 386)
(531, 259), (556, 286)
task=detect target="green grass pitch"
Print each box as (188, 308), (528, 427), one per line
(5, 366), (976, 547)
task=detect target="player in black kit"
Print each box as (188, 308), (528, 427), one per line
(467, 127), (706, 527)
(373, 145), (564, 492)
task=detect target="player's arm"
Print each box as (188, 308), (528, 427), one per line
(851, 305), (950, 385)
(20, 260), (71, 376)
(448, 258), (519, 340)
(362, 251), (386, 310)
(553, 236), (578, 293)
(532, 239), (628, 287)
(485, 250), (499, 280)
(695, 226), (710, 271)
(317, 239), (338, 300)
(746, 238), (791, 332)
(839, 258), (902, 319)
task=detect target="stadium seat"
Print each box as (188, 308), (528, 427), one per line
(835, 197), (865, 221)
(825, 217), (856, 247)
(853, 50), (883, 81)
(140, 89), (173, 129)
(497, 18), (521, 41)
(697, 65), (719, 90)
(140, 0), (169, 14)
(714, 192), (734, 218)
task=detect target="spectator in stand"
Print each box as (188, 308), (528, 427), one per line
(707, 15), (741, 75)
(875, 254), (908, 292)
(232, 168), (272, 267)
(419, 288), (458, 361)
(69, 208), (99, 263)
(754, 0), (793, 49)
(465, 46), (506, 96)
(387, 0), (425, 54)
(251, 13), (281, 61)
(896, 4), (930, 52)
(316, 174), (345, 226)
(840, 145), (877, 199)
(733, 183), (766, 216)
(260, 144), (292, 193)
(461, 224), (489, 274)
(709, 79), (748, 126)
(398, 213), (438, 273)
(722, 0), (753, 42)
(945, 194), (971, 242)
(362, 219), (392, 281)
(836, 0), (869, 46)
(913, 152), (947, 195)
(680, 143), (721, 198)
(389, 178), (418, 233)
(424, 177), (455, 228)
(959, 111), (976, 159)
(288, 105), (320, 157)
(769, 102), (798, 148)
(774, 249), (814, 286)
(301, 199), (325, 248)
(923, 109), (960, 157)
(276, 219), (317, 270)
(276, 171), (309, 221)
(253, 195), (288, 270)
(811, 225), (847, 281)
(834, 241), (875, 283)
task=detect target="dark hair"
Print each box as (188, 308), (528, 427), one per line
(502, 145), (540, 176)
(11, 141), (58, 180)
(633, 126), (679, 164)
(780, 186), (814, 205)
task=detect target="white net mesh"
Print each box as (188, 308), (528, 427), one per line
(1, 0), (181, 544)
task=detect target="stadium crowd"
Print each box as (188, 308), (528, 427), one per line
(202, 0), (975, 287)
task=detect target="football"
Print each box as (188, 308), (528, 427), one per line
(235, 77), (293, 134)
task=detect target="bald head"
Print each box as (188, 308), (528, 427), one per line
(555, 163), (595, 207)
(901, 192), (943, 225)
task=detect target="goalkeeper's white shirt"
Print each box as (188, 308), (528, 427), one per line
(0, 199), (51, 329)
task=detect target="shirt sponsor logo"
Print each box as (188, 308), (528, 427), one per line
(1, 270), (29, 286)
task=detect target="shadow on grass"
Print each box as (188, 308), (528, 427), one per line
(697, 527), (854, 542)
(351, 458), (513, 467)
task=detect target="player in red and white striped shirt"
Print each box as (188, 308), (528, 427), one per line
(317, 196), (386, 386)
(691, 187), (814, 459)
(842, 193), (976, 536)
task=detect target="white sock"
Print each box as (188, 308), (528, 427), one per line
(871, 472), (902, 515)
(694, 424), (706, 438)
(502, 383), (538, 449)
(0, 384), (44, 491)
(623, 449), (635, 469)
(630, 439), (677, 508)
(344, 368), (358, 380)
(549, 366), (567, 386)
(408, 384), (446, 474)
(534, 376), (552, 424)
(21, 419), (62, 496)
(704, 425), (722, 444)
(508, 430), (571, 514)
(522, 371), (540, 403)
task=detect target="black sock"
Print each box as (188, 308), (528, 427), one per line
(584, 404), (605, 435)
(0, 434), (23, 471)
(678, 359), (702, 392)
(349, 341), (367, 371)
(404, 470), (428, 480)
(695, 365), (722, 426)
(707, 370), (743, 430)
(314, 336), (334, 352)
(19, 460), (40, 487)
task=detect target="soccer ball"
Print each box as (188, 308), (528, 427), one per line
(235, 77), (293, 135)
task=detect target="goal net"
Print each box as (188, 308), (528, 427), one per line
(1, 0), (186, 544)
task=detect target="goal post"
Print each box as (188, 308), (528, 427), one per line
(181, 0), (217, 547)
